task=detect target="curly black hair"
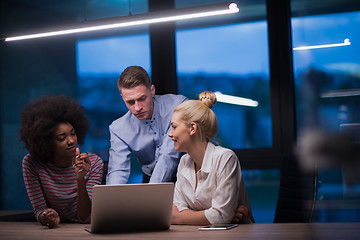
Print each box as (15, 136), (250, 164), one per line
(20, 95), (90, 162)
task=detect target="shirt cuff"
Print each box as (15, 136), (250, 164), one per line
(175, 204), (189, 212)
(204, 208), (228, 224)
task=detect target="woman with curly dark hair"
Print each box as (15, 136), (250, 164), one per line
(20, 95), (103, 228)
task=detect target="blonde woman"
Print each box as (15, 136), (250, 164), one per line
(169, 91), (254, 225)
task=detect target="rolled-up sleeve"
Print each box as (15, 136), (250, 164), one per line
(204, 155), (240, 224)
(173, 158), (191, 211)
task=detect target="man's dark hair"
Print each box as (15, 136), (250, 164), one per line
(117, 66), (151, 93)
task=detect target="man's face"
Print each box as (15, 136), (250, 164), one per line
(121, 84), (155, 120)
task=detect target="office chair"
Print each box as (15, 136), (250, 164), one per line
(101, 160), (108, 185)
(274, 153), (318, 223)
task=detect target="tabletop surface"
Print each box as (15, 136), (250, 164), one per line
(0, 221), (359, 240)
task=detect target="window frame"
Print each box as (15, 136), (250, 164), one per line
(149, 0), (295, 169)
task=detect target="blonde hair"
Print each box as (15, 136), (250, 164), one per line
(174, 91), (218, 142)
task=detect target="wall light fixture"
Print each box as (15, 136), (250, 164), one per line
(214, 92), (259, 107)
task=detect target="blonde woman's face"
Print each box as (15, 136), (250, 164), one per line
(168, 112), (192, 153)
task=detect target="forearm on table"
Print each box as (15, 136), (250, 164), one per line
(173, 209), (210, 225)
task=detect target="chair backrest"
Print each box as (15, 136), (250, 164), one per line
(273, 153), (317, 223)
(101, 160), (108, 185)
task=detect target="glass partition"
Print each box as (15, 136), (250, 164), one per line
(291, 4), (360, 222)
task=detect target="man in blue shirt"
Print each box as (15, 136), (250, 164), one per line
(106, 66), (187, 184)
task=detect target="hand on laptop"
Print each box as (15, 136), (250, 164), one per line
(231, 205), (250, 223)
(73, 148), (91, 180)
(38, 208), (60, 228)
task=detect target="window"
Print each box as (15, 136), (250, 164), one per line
(176, 22), (271, 149)
(76, 34), (151, 183)
(291, 6), (360, 222)
(176, 11), (279, 222)
(292, 11), (360, 132)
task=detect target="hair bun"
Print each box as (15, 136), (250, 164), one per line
(199, 91), (217, 108)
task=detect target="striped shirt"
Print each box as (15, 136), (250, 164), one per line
(22, 153), (103, 223)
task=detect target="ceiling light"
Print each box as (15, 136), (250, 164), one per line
(4, 2), (239, 42)
(214, 92), (259, 107)
(293, 39), (351, 51)
(321, 89), (360, 98)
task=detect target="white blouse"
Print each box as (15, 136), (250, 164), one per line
(173, 142), (253, 224)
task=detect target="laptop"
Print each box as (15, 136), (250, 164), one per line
(85, 183), (174, 233)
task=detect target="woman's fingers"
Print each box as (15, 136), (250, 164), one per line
(40, 209), (60, 228)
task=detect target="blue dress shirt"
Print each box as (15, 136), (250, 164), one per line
(106, 94), (187, 184)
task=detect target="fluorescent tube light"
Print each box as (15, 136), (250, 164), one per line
(321, 89), (360, 98)
(214, 92), (259, 107)
(4, 2), (239, 42)
(293, 39), (351, 51)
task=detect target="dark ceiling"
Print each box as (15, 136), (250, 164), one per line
(0, 0), (264, 37)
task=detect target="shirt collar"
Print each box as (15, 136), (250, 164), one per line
(200, 142), (215, 173)
(181, 142), (214, 189)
